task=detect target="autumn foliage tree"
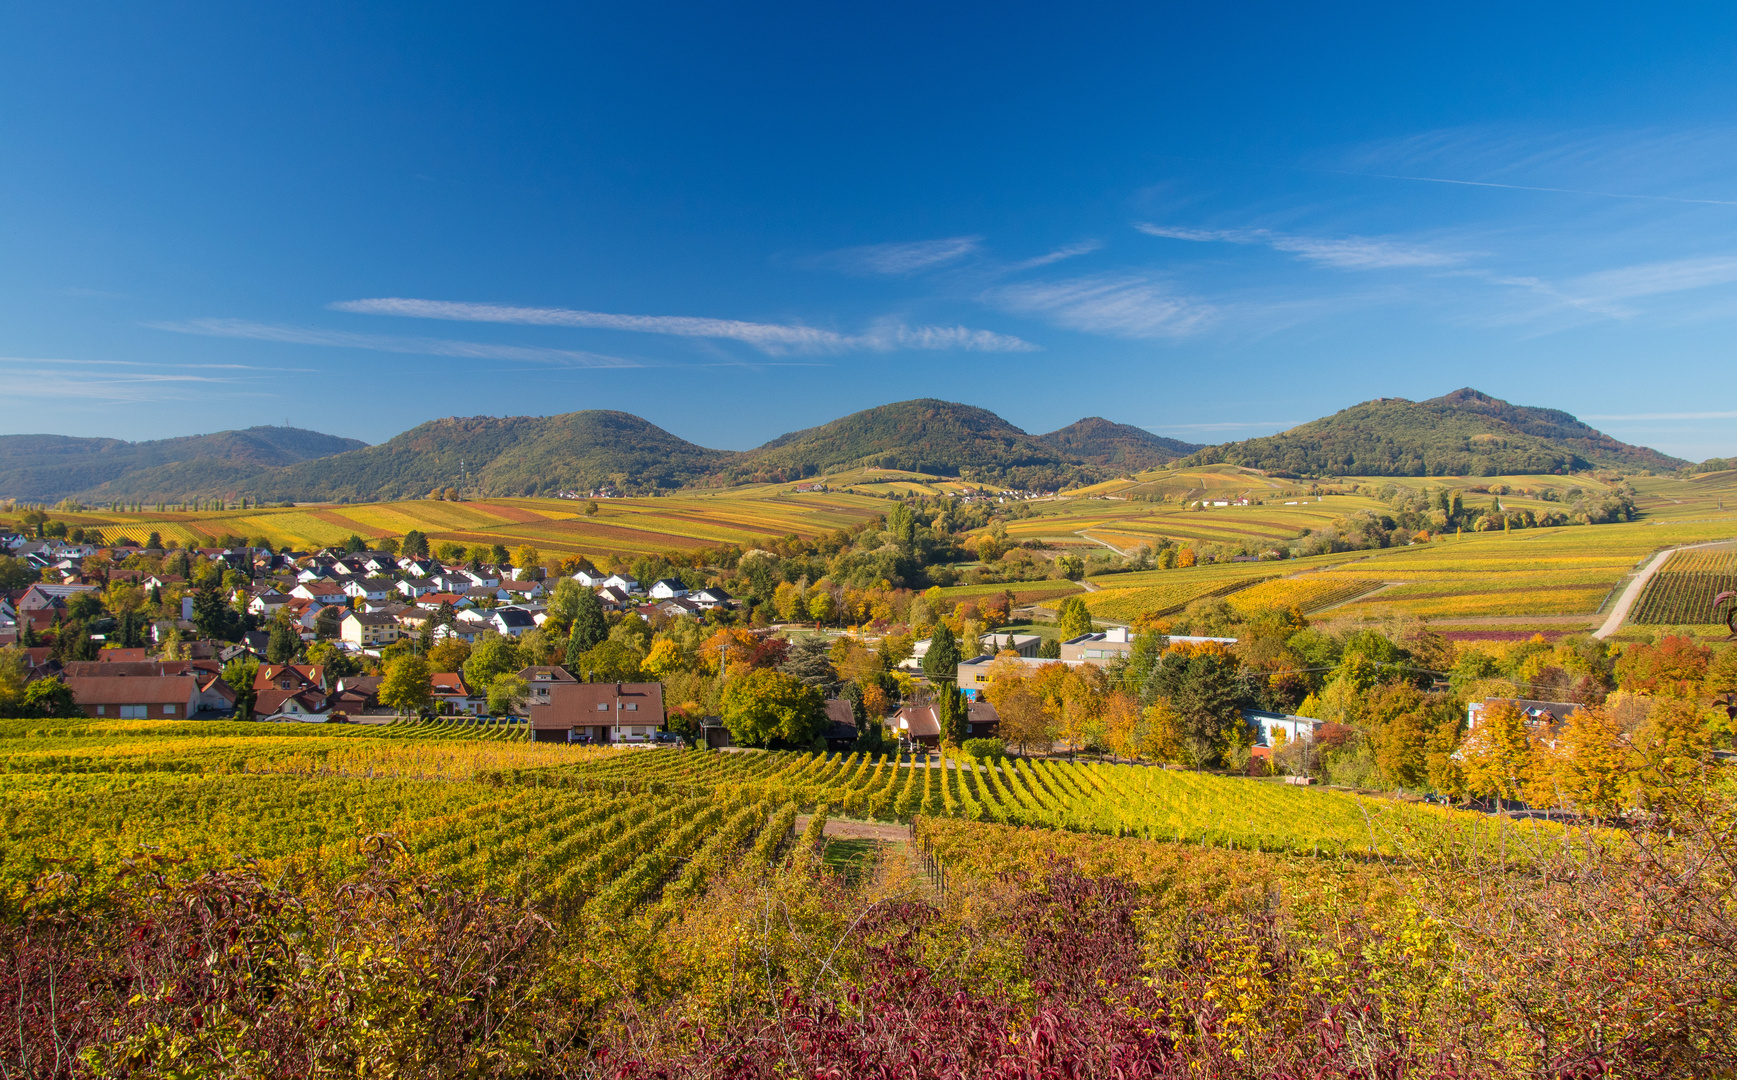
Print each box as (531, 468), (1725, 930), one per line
(719, 668), (825, 748)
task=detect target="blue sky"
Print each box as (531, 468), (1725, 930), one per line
(4, 3), (1737, 461)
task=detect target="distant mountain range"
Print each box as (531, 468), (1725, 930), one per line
(0, 389), (1702, 503)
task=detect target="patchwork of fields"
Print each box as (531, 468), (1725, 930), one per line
(54, 487), (895, 559)
(29, 467), (1737, 632)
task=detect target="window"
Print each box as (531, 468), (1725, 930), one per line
(120, 705), (147, 719)
(96, 705), (105, 715)
(596, 702), (609, 712)
(624, 702), (637, 711)
(163, 705), (175, 716)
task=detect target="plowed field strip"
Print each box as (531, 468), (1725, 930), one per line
(461, 502), (555, 525)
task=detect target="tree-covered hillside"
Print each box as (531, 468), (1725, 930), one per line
(1179, 389), (1686, 477)
(246, 412), (730, 501)
(732, 399), (1091, 489)
(1036, 417), (1201, 472)
(0, 427), (365, 502)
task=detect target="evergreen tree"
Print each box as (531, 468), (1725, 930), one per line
(266, 615), (300, 664)
(938, 684), (966, 747)
(191, 582), (241, 641)
(921, 621), (961, 682)
(779, 636), (840, 696)
(565, 588), (607, 670)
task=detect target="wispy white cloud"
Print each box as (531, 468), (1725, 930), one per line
(825, 235), (982, 275)
(1475, 255), (1737, 323)
(1006, 241), (1103, 272)
(0, 358), (240, 404)
(863, 323), (1039, 352)
(45, 357), (315, 372)
(1333, 125), (1737, 206)
(330, 298), (844, 352)
(988, 275), (1217, 338)
(1569, 256), (1737, 304)
(329, 298), (1037, 354)
(149, 317), (646, 368)
(1136, 222), (1462, 269)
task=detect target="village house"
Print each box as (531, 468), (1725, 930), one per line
(498, 578), (547, 602)
(648, 578), (689, 600)
(689, 586), (734, 611)
(594, 585), (635, 611)
(247, 589), (288, 616)
(519, 664), (578, 709)
(65, 673), (204, 719)
(430, 672), (481, 715)
(821, 698), (859, 751)
(340, 610), (402, 649)
(291, 580), (347, 605)
(1466, 697), (1585, 732)
(1240, 708), (1320, 760)
(891, 700), (999, 748)
(340, 577), (395, 603)
(329, 674), (385, 717)
(488, 607), (537, 638)
(528, 680), (664, 744)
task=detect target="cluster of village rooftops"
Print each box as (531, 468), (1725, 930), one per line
(3, 535), (1579, 754)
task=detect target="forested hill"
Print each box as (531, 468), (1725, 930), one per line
(243, 412), (732, 501)
(0, 427), (365, 503)
(6, 391), (1689, 502)
(730, 400), (1094, 489)
(1178, 389), (1687, 476)
(1036, 417), (1201, 472)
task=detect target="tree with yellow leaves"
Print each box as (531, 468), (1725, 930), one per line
(1459, 700), (1532, 802)
(643, 639), (688, 681)
(1524, 707), (1627, 818)
(512, 545), (541, 574)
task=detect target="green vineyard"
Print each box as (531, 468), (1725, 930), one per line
(1631, 547), (1737, 624)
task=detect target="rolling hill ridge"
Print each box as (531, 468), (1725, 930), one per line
(0, 427), (366, 503)
(1179, 389), (1687, 477)
(0, 389), (1696, 502)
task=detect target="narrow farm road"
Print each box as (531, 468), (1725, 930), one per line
(1593, 539), (1736, 639)
(1075, 529), (1130, 557)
